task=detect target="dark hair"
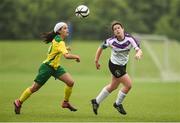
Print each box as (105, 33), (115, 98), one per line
(40, 31), (59, 44)
(111, 21), (123, 31)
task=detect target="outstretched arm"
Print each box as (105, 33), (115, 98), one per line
(95, 47), (103, 70)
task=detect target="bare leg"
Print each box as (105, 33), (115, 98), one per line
(118, 74), (132, 94)
(29, 82), (42, 93)
(59, 73), (74, 87)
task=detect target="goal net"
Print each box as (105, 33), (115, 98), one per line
(129, 34), (180, 82)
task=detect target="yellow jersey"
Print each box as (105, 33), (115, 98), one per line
(43, 35), (68, 69)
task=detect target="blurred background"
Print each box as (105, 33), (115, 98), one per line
(0, 0), (180, 40)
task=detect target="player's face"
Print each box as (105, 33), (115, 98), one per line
(113, 24), (124, 39)
(59, 24), (69, 37)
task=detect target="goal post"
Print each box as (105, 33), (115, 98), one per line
(130, 33), (180, 82)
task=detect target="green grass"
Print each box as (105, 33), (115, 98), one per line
(0, 41), (180, 122)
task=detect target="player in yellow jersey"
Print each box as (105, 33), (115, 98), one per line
(14, 22), (80, 114)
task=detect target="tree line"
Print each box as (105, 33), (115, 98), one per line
(0, 0), (179, 41)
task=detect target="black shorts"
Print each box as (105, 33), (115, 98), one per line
(108, 60), (127, 78)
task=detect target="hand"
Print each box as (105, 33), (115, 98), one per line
(135, 49), (143, 60)
(95, 61), (100, 70)
(75, 56), (80, 62)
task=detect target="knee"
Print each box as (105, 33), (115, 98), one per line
(112, 86), (118, 91)
(67, 80), (74, 87)
(107, 85), (118, 93)
(122, 84), (132, 94)
(30, 87), (38, 93)
(30, 86), (40, 93)
(126, 84), (132, 91)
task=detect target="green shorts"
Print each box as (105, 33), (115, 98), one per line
(34, 63), (66, 85)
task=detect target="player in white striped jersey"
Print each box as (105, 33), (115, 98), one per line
(91, 21), (143, 115)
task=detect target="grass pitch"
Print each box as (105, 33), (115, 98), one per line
(0, 41), (180, 122)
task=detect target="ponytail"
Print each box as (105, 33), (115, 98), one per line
(41, 31), (58, 44)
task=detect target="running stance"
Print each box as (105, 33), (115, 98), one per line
(91, 21), (142, 115)
(14, 22), (80, 114)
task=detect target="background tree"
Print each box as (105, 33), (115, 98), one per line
(0, 0), (179, 41)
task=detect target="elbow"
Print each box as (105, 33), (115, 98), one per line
(63, 53), (69, 59)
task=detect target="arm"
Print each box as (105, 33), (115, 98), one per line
(95, 47), (103, 70)
(129, 36), (143, 60)
(63, 53), (80, 62)
(58, 41), (80, 62)
(135, 49), (143, 60)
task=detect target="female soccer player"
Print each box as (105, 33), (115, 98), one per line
(14, 22), (80, 114)
(91, 21), (143, 115)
